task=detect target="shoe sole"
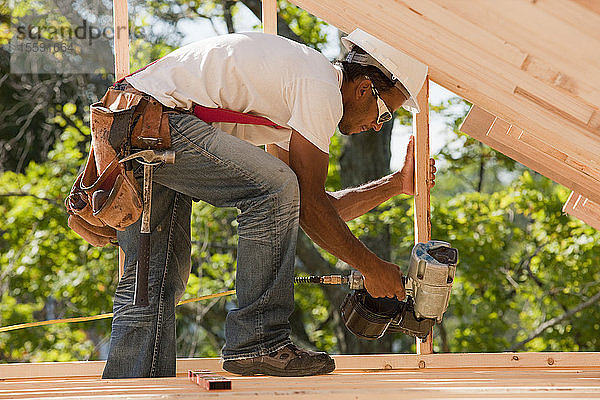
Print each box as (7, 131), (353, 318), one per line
(223, 359), (336, 377)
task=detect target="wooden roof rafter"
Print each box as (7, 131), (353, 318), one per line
(563, 192), (600, 231)
(460, 106), (600, 230)
(288, 0), (600, 167)
(287, 0), (600, 229)
(460, 106), (600, 202)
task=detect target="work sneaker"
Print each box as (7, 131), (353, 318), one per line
(222, 344), (335, 377)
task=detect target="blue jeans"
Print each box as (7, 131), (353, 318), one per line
(102, 113), (299, 378)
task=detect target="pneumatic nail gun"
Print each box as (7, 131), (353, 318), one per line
(295, 240), (458, 340)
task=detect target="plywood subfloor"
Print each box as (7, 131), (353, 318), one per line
(2, 368), (600, 399)
(2, 354), (600, 399)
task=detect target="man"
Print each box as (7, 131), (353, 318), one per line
(102, 28), (436, 378)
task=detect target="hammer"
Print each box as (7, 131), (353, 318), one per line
(120, 149), (175, 306)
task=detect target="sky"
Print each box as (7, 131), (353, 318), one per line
(175, 4), (463, 170)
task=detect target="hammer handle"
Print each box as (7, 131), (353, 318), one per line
(134, 164), (153, 306)
(134, 232), (150, 306)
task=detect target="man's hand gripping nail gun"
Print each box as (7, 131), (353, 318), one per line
(295, 241), (458, 340)
(358, 261), (406, 300)
(341, 240), (458, 340)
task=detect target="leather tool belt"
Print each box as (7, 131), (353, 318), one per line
(65, 83), (172, 247)
(66, 72), (283, 247)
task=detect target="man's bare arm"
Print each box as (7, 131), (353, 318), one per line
(328, 136), (436, 221)
(327, 176), (398, 222)
(272, 136), (436, 222)
(285, 130), (405, 299)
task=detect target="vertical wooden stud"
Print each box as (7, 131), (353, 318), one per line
(413, 78), (433, 355)
(113, 0), (129, 278)
(262, 0), (278, 156)
(113, 0), (130, 81)
(262, 0), (278, 35)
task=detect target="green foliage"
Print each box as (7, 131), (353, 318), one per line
(433, 98), (526, 195)
(278, 1), (328, 50)
(0, 108), (118, 362)
(433, 172), (600, 352)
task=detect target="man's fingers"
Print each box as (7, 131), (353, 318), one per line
(405, 136), (415, 162)
(428, 157), (436, 188)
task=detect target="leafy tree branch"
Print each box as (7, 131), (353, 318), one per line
(511, 289), (600, 351)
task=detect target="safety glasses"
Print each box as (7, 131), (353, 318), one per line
(371, 86), (392, 124)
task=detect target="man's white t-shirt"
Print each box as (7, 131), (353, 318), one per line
(126, 32), (343, 154)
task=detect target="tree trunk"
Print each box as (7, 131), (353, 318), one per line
(339, 123), (393, 261)
(336, 121), (397, 354)
(477, 141), (485, 192)
(222, 1), (236, 33)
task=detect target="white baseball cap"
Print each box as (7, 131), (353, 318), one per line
(341, 28), (428, 113)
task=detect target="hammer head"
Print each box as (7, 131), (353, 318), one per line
(120, 149), (175, 164)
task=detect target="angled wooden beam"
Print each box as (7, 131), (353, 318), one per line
(113, 0), (129, 278)
(288, 0), (600, 174)
(413, 79), (433, 355)
(460, 105), (600, 205)
(563, 192), (600, 231)
(572, 0), (600, 15)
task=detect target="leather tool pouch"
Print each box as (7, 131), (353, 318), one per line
(66, 85), (169, 246)
(66, 145), (143, 247)
(130, 97), (172, 149)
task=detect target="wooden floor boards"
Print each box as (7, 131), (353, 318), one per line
(1, 354), (600, 399)
(2, 368), (600, 399)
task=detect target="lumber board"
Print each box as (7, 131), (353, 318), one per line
(413, 80), (431, 245)
(397, 0), (600, 119)
(535, 0), (600, 42)
(333, 351), (600, 370)
(476, 107), (600, 182)
(289, 0), (600, 175)
(262, 0), (278, 35)
(401, 0), (526, 68)
(403, 0), (600, 108)
(396, 1), (600, 134)
(112, 0), (129, 80)
(442, 0), (600, 97)
(563, 192), (600, 231)
(460, 106), (600, 204)
(1, 352), (600, 381)
(413, 79), (433, 355)
(113, 0), (129, 278)
(2, 368), (600, 399)
(397, 1), (600, 127)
